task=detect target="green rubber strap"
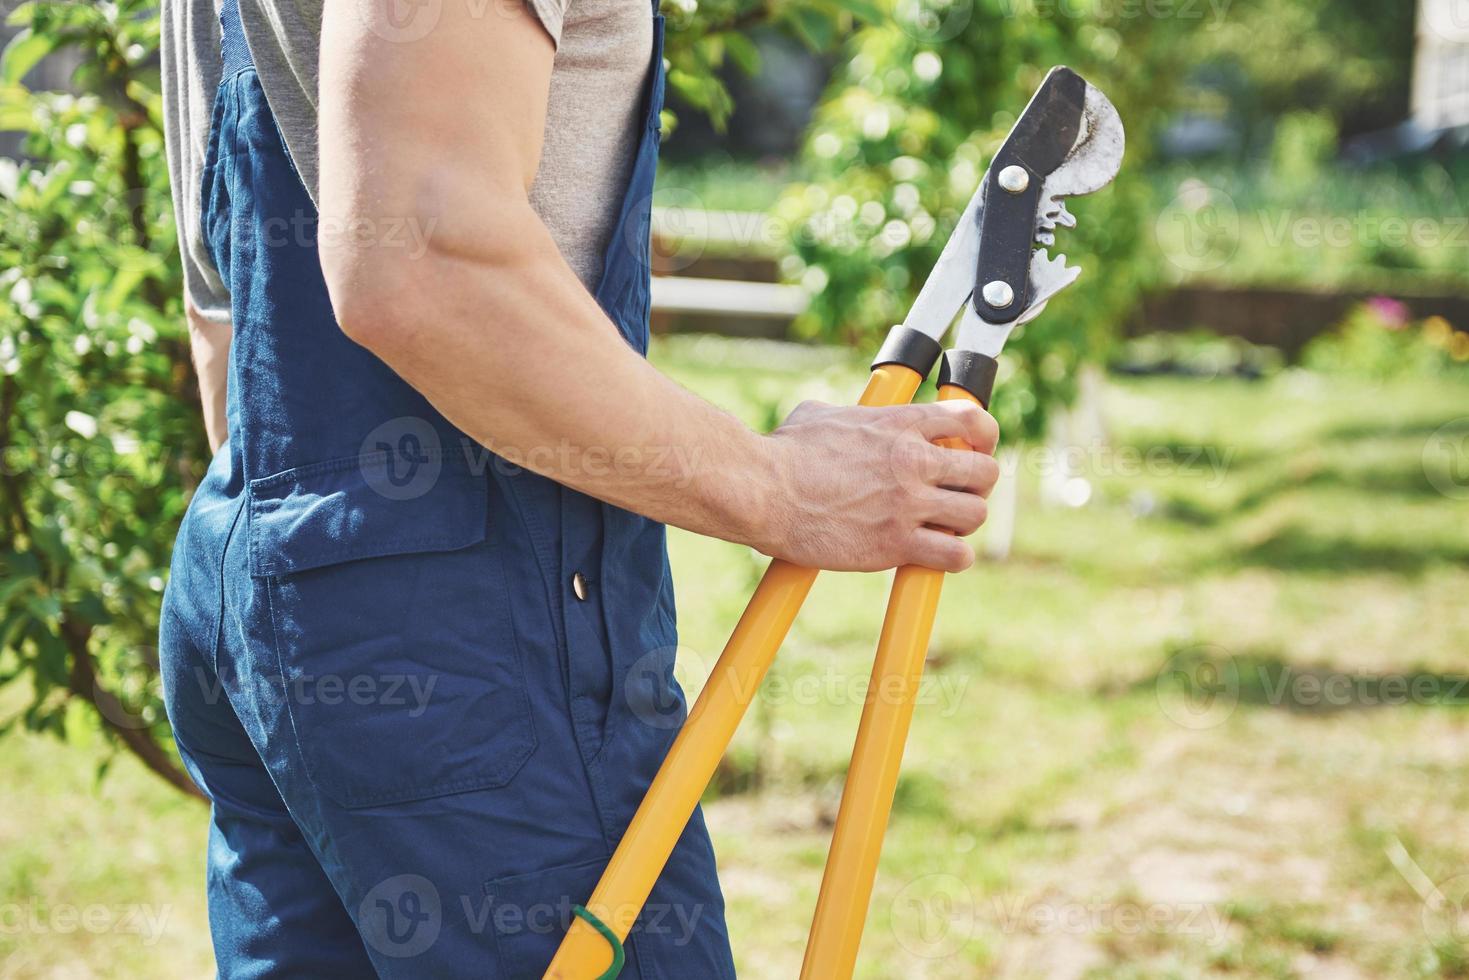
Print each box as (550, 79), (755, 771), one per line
(571, 904), (625, 980)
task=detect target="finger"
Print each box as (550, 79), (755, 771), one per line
(904, 527), (975, 573)
(923, 447), (1001, 496)
(912, 401), (999, 454)
(920, 490), (989, 536)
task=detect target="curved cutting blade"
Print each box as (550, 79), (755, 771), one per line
(900, 68), (1124, 349)
(1034, 77), (1126, 244)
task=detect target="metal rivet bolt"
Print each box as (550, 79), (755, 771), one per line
(998, 165), (1030, 194)
(572, 571), (589, 601)
(982, 280), (1015, 309)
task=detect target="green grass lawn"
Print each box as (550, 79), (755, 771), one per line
(1150, 161), (1469, 294)
(5, 339), (1469, 978)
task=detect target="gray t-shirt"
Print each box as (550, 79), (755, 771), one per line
(161, 0), (653, 323)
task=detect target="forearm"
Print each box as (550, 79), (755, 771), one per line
(325, 200), (777, 549)
(315, 0), (999, 574)
(185, 303), (230, 452)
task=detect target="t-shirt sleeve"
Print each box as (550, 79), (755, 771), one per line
(161, 0), (232, 324)
(522, 0), (568, 46)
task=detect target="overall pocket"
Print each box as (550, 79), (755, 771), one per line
(484, 857), (629, 980)
(248, 451), (537, 809)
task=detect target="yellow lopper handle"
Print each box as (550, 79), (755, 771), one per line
(545, 364), (927, 979)
(799, 383), (982, 979)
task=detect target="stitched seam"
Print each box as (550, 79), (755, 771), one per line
(208, 496), (248, 675)
(252, 534), (478, 577)
(246, 465), (487, 575)
(248, 448), (472, 491)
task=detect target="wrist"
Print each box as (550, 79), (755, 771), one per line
(698, 423), (789, 554)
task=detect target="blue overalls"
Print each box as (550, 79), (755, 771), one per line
(159, 1), (736, 975)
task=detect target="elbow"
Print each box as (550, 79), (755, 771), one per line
(319, 200), (535, 358)
(321, 242), (409, 355)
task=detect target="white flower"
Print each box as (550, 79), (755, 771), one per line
(65, 411), (98, 439)
(913, 52), (942, 83)
(801, 266), (829, 295)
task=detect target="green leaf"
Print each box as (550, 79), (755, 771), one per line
(70, 593), (113, 627)
(2, 549), (43, 580)
(0, 574), (40, 611)
(32, 627), (69, 686)
(724, 33), (762, 75)
(783, 8), (837, 51)
(5, 2), (37, 28)
(24, 592), (62, 626)
(28, 522), (68, 567)
(1, 28), (54, 85)
(101, 260), (151, 310)
(829, 0), (884, 23)
(0, 83), (35, 130)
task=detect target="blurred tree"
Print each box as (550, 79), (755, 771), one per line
(0, 0), (876, 794)
(1187, 0), (1416, 148)
(1270, 109), (1340, 191)
(661, 0), (880, 130)
(0, 0), (205, 795)
(775, 0), (1188, 438)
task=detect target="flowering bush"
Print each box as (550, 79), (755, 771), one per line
(1305, 298), (1469, 379)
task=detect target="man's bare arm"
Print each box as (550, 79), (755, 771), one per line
(316, 2), (998, 573)
(186, 300), (230, 452)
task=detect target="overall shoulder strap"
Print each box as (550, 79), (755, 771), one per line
(219, 0), (252, 76)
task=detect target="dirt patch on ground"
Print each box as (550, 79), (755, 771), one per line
(986, 731), (1364, 979)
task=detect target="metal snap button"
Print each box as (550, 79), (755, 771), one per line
(571, 571), (589, 601)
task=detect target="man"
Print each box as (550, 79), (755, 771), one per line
(158, 0), (1000, 975)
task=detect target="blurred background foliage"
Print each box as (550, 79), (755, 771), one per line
(773, 5), (1181, 438)
(0, 0), (1463, 813)
(1, 0), (204, 795)
(1181, 0), (1416, 147)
